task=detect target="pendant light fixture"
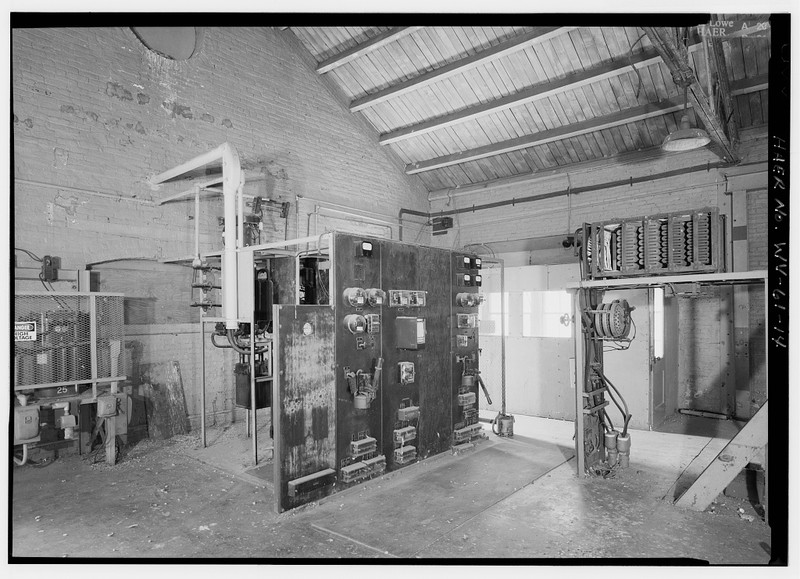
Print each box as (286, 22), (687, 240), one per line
(662, 87), (711, 152)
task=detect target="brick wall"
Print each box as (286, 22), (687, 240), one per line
(13, 27), (428, 436)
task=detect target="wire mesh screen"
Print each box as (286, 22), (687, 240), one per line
(14, 293), (125, 389)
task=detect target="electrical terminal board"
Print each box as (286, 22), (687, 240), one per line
(393, 425), (417, 444)
(397, 404), (420, 422)
(350, 436), (377, 458)
(340, 461), (369, 484)
(394, 445), (417, 464)
(453, 423), (486, 444)
(458, 392), (476, 406)
(363, 454), (386, 476)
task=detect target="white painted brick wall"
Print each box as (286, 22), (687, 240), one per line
(13, 27), (429, 436)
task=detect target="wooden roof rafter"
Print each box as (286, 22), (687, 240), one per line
(349, 26), (572, 112)
(314, 27), (425, 74)
(380, 40), (707, 146)
(405, 74), (764, 175)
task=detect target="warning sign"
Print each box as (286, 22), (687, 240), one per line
(14, 321), (37, 342)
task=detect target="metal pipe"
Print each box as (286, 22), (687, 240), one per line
(221, 143), (242, 330)
(250, 318), (257, 465)
(482, 257), (506, 415)
(194, 186), (201, 262)
(13, 444), (29, 466)
(200, 315), (206, 448)
(15, 178), (155, 206)
(398, 207), (430, 241)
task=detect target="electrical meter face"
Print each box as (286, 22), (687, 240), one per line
(366, 288), (385, 307)
(344, 314), (367, 334)
(343, 287), (366, 307)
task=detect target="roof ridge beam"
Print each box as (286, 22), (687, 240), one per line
(381, 41), (704, 145)
(315, 27), (424, 74)
(350, 26), (570, 112)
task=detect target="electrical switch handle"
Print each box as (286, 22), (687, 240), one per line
(372, 357), (383, 389)
(476, 374), (493, 406)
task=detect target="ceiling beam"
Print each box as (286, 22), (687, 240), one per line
(642, 26), (739, 163)
(426, 126), (765, 200)
(315, 27), (424, 74)
(407, 74), (765, 175)
(350, 26), (570, 112)
(406, 100), (685, 174)
(381, 41), (705, 146)
(710, 16), (740, 146)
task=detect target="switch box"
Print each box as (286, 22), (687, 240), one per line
(398, 362), (415, 385)
(41, 255), (61, 282)
(14, 405), (40, 444)
(396, 317), (418, 349)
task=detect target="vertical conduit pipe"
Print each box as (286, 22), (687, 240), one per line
(221, 143), (242, 330)
(482, 257), (507, 415)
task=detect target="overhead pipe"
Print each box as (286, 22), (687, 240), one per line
(401, 160), (767, 240)
(398, 207), (430, 241)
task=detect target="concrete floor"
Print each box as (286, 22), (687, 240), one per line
(11, 413), (771, 562)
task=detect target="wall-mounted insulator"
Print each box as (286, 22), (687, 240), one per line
(343, 287), (366, 307)
(343, 314), (366, 334)
(366, 288), (385, 307)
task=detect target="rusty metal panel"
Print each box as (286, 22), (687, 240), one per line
(273, 305), (336, 512)
(378, 240), (421, 469)
(450, 251), (481, 445)
(269, 256), (296, 305)
(415, 245), (453, 457)
(333, 233), (385, 479)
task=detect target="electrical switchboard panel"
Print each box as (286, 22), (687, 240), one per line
(578, 208), (725, 280)
(275, 232), (481, 512)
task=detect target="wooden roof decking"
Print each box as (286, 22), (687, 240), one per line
(289, 22), (770, 191)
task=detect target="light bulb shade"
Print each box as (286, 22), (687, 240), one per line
(662, 115), (711, 152)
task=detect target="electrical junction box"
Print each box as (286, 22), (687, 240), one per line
(96, 396), (118, 418)
(398, 362), (415, 384)
(432, 216), (453, 235)
(396, 317), (420, 349)
(41, 255), (61, 282)
(14, 405), (41, 444)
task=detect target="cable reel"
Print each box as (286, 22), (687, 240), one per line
(592, 299), (634, 340)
